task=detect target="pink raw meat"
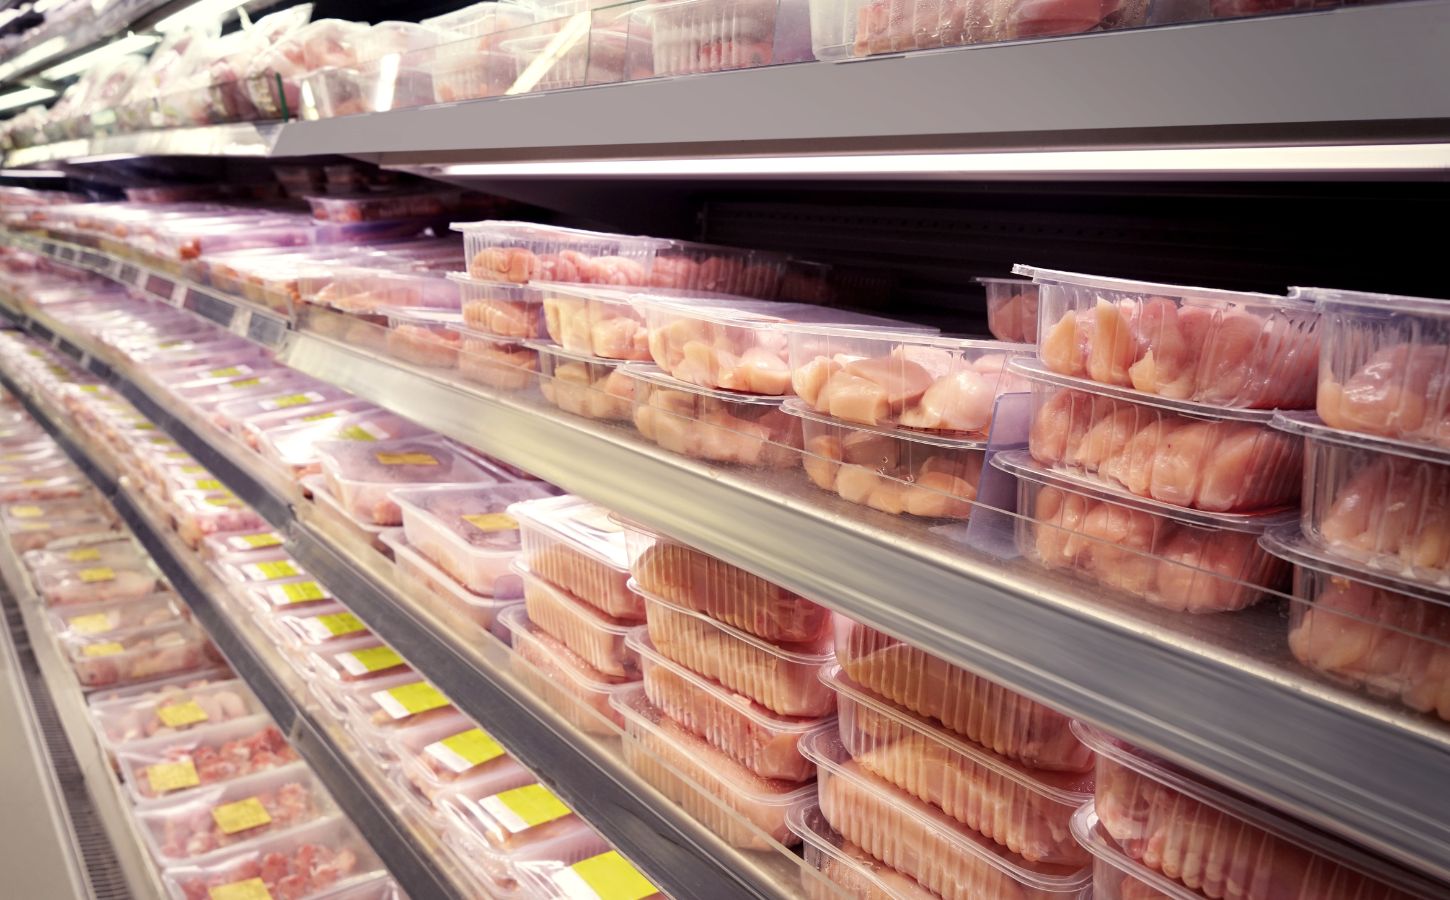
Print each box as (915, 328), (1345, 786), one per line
(1318, 458), (1450, 575)
(1319, 342), (1450, 449)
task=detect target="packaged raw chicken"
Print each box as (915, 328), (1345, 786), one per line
(980, 277), (1042, 344)
(501, 606), (631, 735)
(171, 491), (268, 549)
(6, 512), (118, 552)
(456, 221), (666, 286)
(393, 481), (556, 595)
(533, 343), (637, 421)
(274, 606), (373, 652)
(612, 686), (815, 848)
(630, 365), (803, 467)
(790, 803), (954, 900)
(390, 709), (532, 803)
(790, 329), (1027, 434)
(316, 435), (505, 525)
(258, 407), (430, 480)
(1022, 360), (1302, 513)
(1076, 721), (1430, 900)
(310, 668), (417, 732)
(1301, 287), (1450, 449)
(827, 666), (1092, 864)
(118, 715), (300, 803)
(213, 384), (352, 435)
(1017, 266), (1319, 410)
(135, 763), (334, 863)
(1262, 530), (1450, 724)
(240, 399), (373, 453)
(385, 310), (463, 369)
(240, 577), (336, 620)
(635, 0), (812, 74)
(303, 476), (391, 552)
(835, 615), (1091, 771)
(89, 678), (261, 749)
(621, 521), (830, 642)
(512, 850), (665, 900)
(209, 549), (308, 587)
(349, 677), (457, 749)
(163, 817), (385, 900)
(24, 537), (149, 573)
(788, 400), (986, 519)
(498, 18), (637, 93)
(519, 562), (640, 677)
(541, 282), (653, 360)
(631, 629), (824, 781)
(454, 275), (550, 339)
(311, 639), (410, 688)
(1072, 802), (1211, 900)
(639, 581), (835, 716)
(66, 621), (217, 688)
(49, 592), (186, 642)
(380, 530), (521, 639)
(305, 189), (463, 223)
(1276, 412), (1450, 587)
(453, 326), (540, 391)
(511, 494), (643, 618)
(86, 668), (235, 707)
(312, 268), (457, 314)
(1001, 451), (1292, 614)
(0, 468), (89, 502)
(802, 727), (1093, 900)
(199, 530), (286, 561)
(33, 555), (159, 607)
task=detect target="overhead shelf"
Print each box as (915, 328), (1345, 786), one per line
(7, 231), (1450, 890)
(5, 122), (281, 168)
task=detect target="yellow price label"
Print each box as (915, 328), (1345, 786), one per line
(461, 512), (518, 533)
(337, 425), (377, 441)
(76, 384), (101, 393)
(20, 477), (52, 486)
(156, 700), (210, 728)
(146, 760), (200, 795)
(209, 878), (271, 900)
(65, 548), (101, 562)
(208, 367), (244, 378)
(78, 567), (116, 584)
(10, 505), (42, 518)
(229, 532), (282, 550)
(66, 613), (114, 635)
(484, 783), (572, 833)
(340, 647), (405, 677)
(429, 727), (506, 772)
(180, 465), (207, 475)
(314, 612), (366, 637)
(223, 378), (262, 390)
(271, 581), (327, 605)
(245, 561), (300, 581)
(556, 851), (658, 900)
(83, 642), (125, 657)
(132, 422), (156, 431)
(192, 479), (223, 491)
(211, 796), (272, 835)
(375, 681), (448, 719)
(375, 452), (438, 466)
(268, 393), (317, 409)
(301, 411), (340, 422)
(206, 496), (243, 508)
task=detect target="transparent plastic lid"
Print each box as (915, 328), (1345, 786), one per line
(1290, 285), (1450, 319)
(1260, 527), (1450, 606)
(1014, 265), (1298, 309)
(1272, 411), (1450, 467)
(788, 803), (938, 900)
(631, 578), (833, 664)
(525, 340), (634, 370)
(508, 494), (630, 573)
(1010, 357), (1282, 424)
(626, 364), (790, 407)
(781, 398), (989, 451)
(1069, 802), (1206, 900)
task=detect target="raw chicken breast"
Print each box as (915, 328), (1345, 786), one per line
(632, 369), (802, 469)
(1318, 342), (1450, 449)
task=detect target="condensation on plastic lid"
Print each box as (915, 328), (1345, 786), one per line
(507, 494), (629, 571)
(627, 365), (790, 407)
(1013, 264), (1299, 308)
(1272, 411), (1450, 467)
(1259, 527), (1450, 605)
(1009, 357), (1281, 424)
(630, 578), (833, 662)
(1290, 285), (1450, 318)
(1069, 802), (1203, 900)
(782, 398), (989, 451)
(993, 450), (1298, 532)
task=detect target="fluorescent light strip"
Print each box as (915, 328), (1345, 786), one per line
(436, 144), (1450, 178)
(0, 86), (58, 112)
(0, 169), (67, 178)
(154, 0), (246, 34)
(39, 34), (160, 81)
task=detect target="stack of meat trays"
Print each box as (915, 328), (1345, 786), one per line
(794, 615), (1094, 898)
(1001, 266), (1321, 615)
(978, 275), (1041, 344)
(783, 325), (1030, 520)
(1261, 287), (1450, 724)
(610, 519), (833, 850)
(504, 494), (647, 735)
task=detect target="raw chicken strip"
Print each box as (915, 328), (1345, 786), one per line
(1319, 342), (1450, 449)
(1317, 457), (1450, 579)
(540, 359), (635, 421)
(632, 371), (801, 469)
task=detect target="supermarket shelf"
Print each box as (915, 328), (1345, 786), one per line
(5, 122), (282, 168)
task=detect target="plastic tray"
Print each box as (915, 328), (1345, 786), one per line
(633, 0), (812, 76)
(116, 715), (300, 804)
(238, 576), (336, 618)
(1013, 267), (1317, 409)
(25, 535), (152, 573)
(835, 615), (1091, 771)
(210, 550), (307, 586)
(381, 529), (521, 639)
(511, 494), (642, 618)
(159, 816), (384, 900)
(385, 309), (464, 370)
(539, 282), (652, 360)
(790, 803), (961, 900)
(198, 529), (286, 560)
(639, 581), (834, 717)
(499, 606), (632, 736)
(519, 562), (640, 677)
(1072, 802), (1209, 900)
(1019, 359), (1303, 514)
(213, 385), (351, 435)
(86, 668), (235, 707)
(49, 591), (185, 642)
(620, 521), (829, 642)
(306, 189), (462, 223)
(827, 665), (1092, 864)
(258, 407), (431, 479)
(1000, 450), (1293, 614)
(311, 268), (457, 314)
(311, 639), (411, 688)
(440, 781), (604, 898)
(1074, 720), (1433, 899)
(532, 341), (637, 422)
(979, 276), (1041, 344)
(788, 329), (1027, 435)
(89, 677), (260, 750)
(169, 491), (268, 549)
(453, 326), (540, 391)
(511, 850), (665, 900)
(786, 400), (986, 519)
(629, 365), (802, 467)
(274, 606), (373, 651)
(393, 481), (556, 595)
(454, 273), (550, 339)
(499, 22), (635, 94)
(65, 620), (215, 689)
(32, 557), (159, 607)
(316, 435), (505, 526)
(455, 221), (666, 286)
(1262, 529), (1450, 724)
(612, 686), (815, 849)
(390, 709), (532, 804)
(347, 676), (457, 749)
(631, 628), (823, 781)
(5, 512), (118, 552)
(240, 399), (373, 453)
(803, 727), (1093, 900)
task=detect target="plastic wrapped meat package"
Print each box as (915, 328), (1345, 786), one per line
(7, 512), (121, 552)
(498, 12), (638, 94)
(210, 549), (307, 587)
(117, 715), (300, 803)
(639, 582), (835, 717)
(1075, 721), (1429, 900)
(31, 553), (159, 607)
(790, 804), (944, 899)
(389, 709), (530, 804)
(346, 676), (457, 750)
(631, 0), (813, 77)
(1262, 530), (1450, 723)
(1022, 362), (1302, 513)
(512, 851), (666, 900)
(612, 686), (815, 849)
(311, 639), (411, 692)
(239, 399), (373, 453)
(1018, 267), (1320, 410)
(316, 435), (505, 526)
(213, 383), (353, 436)
(199, 529), (286, 562)
(621, 523), (830, 642)
(258, 407), (431, 480)
(980, 277), (1042, 343)
(787, 400), (986, 519)
(827, 665), (1092, 864)
(305, 21), (454, 118)
(631, 629), (824, 781)
(531, 342), (636, 421)
(456, 221), (666, 287)
(392, 481), (556, 595)
(89, 678), (262, 749)
(453, 326), (540, 391)
(385, 310), (464, 369)
(170, 492), (268, 549)
(65, 620), (217, 688)
(380, 530), (521, 639)
(519, 562), (640, 677)
(0, 466), (89, 502)
(802, 728), (1093, 900)
(424, 16), (541, 103)
(1302, 287), (1450, 449)
(835, 616), (1092, 771)
(311, 269), (456, 315)
(630, 366), (803, 468)
(1072, 802), (1215, 900)
(24, 537), (149, 573)
(510, 494), (643, 618)
(305, 189), (463, 223)
(1001, 451), (1293, 614)
(162, 816), (386, 900)
(500, 606), (630, 735)
(273, 605), (374, 653)
(454, 275), (551, 339)
(245, 19), (371, 119)
(48, 591), (186, 642)
(540, 283), (653, 360)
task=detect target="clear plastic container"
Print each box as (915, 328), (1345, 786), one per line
(453, 273), (549, 340)
(393, 481), (556, 595)
(453, 326), (540, 391)
(790, 803), (960, 900)
(511, 850), (666, 900)
(539, 283), (651, 360)
(1302, 287), (1450, 450)
(529, 341), (635, 421)
(89, 677), (259, 748)
(980, 277), (1041, 344)
(134, 762), (335, 864)
(827, 665), (1091, 864)
(117, 715), (300, 804)
(1262, 529), (1450, 724)
(240, 399), (373, 453)
(520, 562), (640, 677)
(380, 529), (521, 639)
(835, 615), (1091, 771)
(1017, 266), (1319, 410)
(160, 816), (384, 900)
(312, 268), (457, 314)
(210, 550), (307, 587)
(24, 537), (148, 573)
(455, 221), (666, 286)
(316, 436), (505, 526)
(86, 668), (235, 707)
(1020, 359), (1303, 514)
(1001, 450), (1293, 614)
(1075, 720), (1432, 900)
(629, 365), (803, 467)
(0, 469), (88, 503)
(170, 491), (268, 549)
(199, 530), (286, 560)
(440, 781), (604, 898)
(499, 606), (630, 736)
(274, 606), (373, 651)
(65, 620), (216, 689)
(1072, 802), (1209, 900)
(391, 709), (532, 804)
(499, 19), (635, 94)
(386, 310), (463, 369)
(213, 385), (352, 435)
(53, 590), (187, 644)
(787, 400), (986, 519)
(631, 629), (823, 781)
(612, 686), (815, 849)
(311, 639), (411, 687)
(620, 521), (829, 642)
(789, 329), (1026, 434)
(510, 494), (642, 618)
(32, 556), (159, 607)
(633, 0), (813, 77)
(306, 189), (463, 223)
(311, 669), (418, 731)
(802, 727), (1093, 900)
(239, 577), (336, 618)
(258, 407), (431, 480)
(348, 677), (457, 749)
(639, 581), (835, 717)
(6, 512), (119, 552)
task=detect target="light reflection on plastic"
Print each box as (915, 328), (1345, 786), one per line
(372, 54), (401, 113)
(507, 13), (590, 96)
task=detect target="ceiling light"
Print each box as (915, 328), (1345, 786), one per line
(39, 33), (160, 81)
(154, 0), (246, 34)
(0, 168), (67, 177)
(0, 86), (58, 112)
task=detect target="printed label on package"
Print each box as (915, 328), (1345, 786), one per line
(423, 727), (505, 774)
(156, 700), (210, 728)
(480, 783), (571, 834)
(338, 647), (405, 677)
(373, 681), (448, 719)
(267, 581), (328, 605)
(551, 851), (658, 900)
